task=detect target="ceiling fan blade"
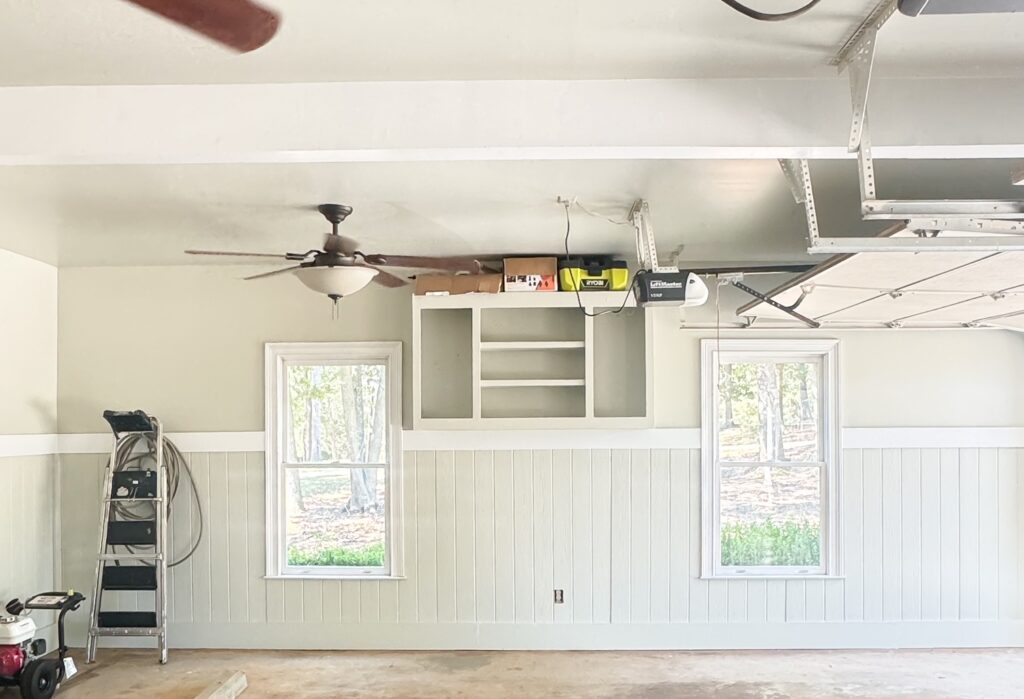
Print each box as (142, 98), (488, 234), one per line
(243, 265), (303, 281)
(186, 249), (290, 259)
(324, 234), (359, 256)
(361, 254), (482, 273)
(367, 267), (409, 288)
(122, 0), (280, 52)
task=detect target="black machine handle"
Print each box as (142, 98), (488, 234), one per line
(102, 410), (156, 437)
(15, 592), (86, 661)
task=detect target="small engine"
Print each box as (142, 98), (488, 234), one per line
(0, 615), (42, 680)
(0, 591), (85, 699)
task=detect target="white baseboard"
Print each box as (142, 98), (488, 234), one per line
(81, 621), (1024, 652)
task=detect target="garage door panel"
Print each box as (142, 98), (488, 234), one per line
(821, 292), (978, 323)
(910, 294), (1024, 323)
(910, 252), (1024, 292)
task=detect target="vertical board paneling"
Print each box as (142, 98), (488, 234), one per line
(245, 453), (267, 623)
(881, 449), (902, 622)
(861, 449), (883, 622)
(302, 580), (323, 624)
(551, 450), (572, 623)
(649, 450), (670, 623)
(843, 449), (864, 622)
(997, 449), (1019, 619)
(434, 451), (457, 623)
(454, 451), (477, 623)
(609, 449), (631, 623)
(360, 582), (380, 624)
(900, 449), (922, 621)
(397, 452), (418, 623)
(784, 581), (805, 622)
(492, 450), (515, 623)
(688, 451), (710, 623)
(473, 451), (495, 623)
(958, 449), (981, 620)
(805, 581), (825, 622)
(415, 451), (438, 623)
(978, 449), (999, 620)
(571, 450), (594, 623)
(227, 453), (249, 623)
(939, 449), (961, 620)
(341, 581), (360, 623)
(0, 456), (56, 640)
(629, 450), (651, 623)
(668, 449), (689, 623)
(920, 449), (942, 620)
(513, 450), (535, 623)
(208, 453), (228, 624)
(322, 580), (341, 623)
(591, 449), (612, 624)
(532, 450), (554, 623)
(53, 442), (1024, 648)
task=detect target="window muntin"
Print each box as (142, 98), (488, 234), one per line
(266, 343), (402, 579)
(702, 341), (839, 578)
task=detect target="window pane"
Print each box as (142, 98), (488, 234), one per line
(287, 363), (387, 464)
(719, 464), (821, 568)
(718, 361), (819, 462)
(286, 468), (386, 568)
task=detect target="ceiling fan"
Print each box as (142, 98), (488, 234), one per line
(122, 0), (280, 52)
(185, 203), (486, 304)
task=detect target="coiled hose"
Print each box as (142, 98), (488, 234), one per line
(108, 432), (203, 567)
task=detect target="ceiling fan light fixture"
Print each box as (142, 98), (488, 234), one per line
(294, 266), (379, 299)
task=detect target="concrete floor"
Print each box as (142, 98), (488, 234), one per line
(48, 648), (1024, 699)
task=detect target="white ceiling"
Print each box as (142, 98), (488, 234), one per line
(1, 158), (1020, 269)
(2, 0), (1024, 85)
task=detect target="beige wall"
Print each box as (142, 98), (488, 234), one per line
(56, 265), (1024, 433)
(650, 308), (1024, 428)
(57, 265), (411, 433)
(0, 249), (57, 434)
(0, 249), (58, 643)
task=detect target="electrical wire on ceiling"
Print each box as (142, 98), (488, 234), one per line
(108, 432), (203, 568)
(717, 0), (822, 21)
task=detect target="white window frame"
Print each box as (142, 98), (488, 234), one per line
(265, 341), (404, 580)
(700, 338), (841, 579)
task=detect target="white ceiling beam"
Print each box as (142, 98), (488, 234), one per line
(2, 77), (1023, 166)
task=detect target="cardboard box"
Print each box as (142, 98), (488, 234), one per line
(503, 257), (558, 292)
(414, 273), (503, 296)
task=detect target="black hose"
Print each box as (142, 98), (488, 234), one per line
(717, 0), (822, 21)
(108, 432), (203, 568)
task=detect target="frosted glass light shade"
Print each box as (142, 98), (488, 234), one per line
(294, 265), (378, 298)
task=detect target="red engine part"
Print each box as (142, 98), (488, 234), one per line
(0, 644), (25, 677)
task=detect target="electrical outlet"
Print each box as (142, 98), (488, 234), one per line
(553, 589), (564, 604)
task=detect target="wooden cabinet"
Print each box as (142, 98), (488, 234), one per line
(413, 292), (653, 429)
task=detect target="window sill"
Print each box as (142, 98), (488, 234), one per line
(264, 575), (407, 581)
(701, 575), (845, 581)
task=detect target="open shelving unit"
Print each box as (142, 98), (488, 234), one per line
(413, 291), (654, 429)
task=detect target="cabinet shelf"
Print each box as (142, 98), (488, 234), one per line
(480, 378), (585, 388)
(480, 341), (585, 351)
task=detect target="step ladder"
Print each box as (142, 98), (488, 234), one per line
(85, 410), (169, 664)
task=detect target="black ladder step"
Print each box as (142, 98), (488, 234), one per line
(107, 520), (156, 546)
(98, 611), (157, 629)
(102, 566), (157, 591)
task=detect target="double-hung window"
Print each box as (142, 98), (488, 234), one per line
(265, 342), (403, 579)
(701, 339), (840, 578)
